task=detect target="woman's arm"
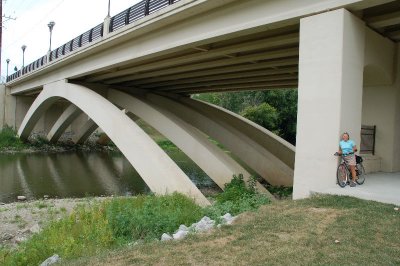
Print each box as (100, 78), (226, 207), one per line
(338, 146), (342, 155)
(353, 145), (358, 153)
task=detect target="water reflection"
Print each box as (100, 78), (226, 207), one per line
(0, 150), (217, 203)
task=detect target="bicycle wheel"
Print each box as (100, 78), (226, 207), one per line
(337, 164), (348, 187)
(356, 163), (366, 185)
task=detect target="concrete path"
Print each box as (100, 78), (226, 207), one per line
(319, 172), (400, 206)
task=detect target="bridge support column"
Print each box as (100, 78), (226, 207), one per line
(293, 9), (365, 199)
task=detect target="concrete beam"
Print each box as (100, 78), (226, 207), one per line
(107, 89), (271, 196)
(88, 32), (299, 82)
(47, 104), (82, 142)
(145, 93), (294, 186)
(130, 58), (299, 86)
(105, 47), (299, 84)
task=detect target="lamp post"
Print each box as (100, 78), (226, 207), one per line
(21, 45), (27, 69)
(6, 59), (10, 78)
(48, 21), (55, 52)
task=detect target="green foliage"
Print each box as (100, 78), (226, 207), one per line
(1, 203), (114, 266)
(0, 126), (26, 150)
(193, 89), (298, 144)
(240, 103), (280, 135)
(156, 139), (179, 151)
(105, 193), (203, 241)
(267, 185), (293, 199)
(0, 194), (203, 265)
(205, 174), (270, 217)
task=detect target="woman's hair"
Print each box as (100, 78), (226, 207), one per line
(342, 132), (350, 139)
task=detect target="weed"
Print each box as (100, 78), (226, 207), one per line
(35, 202), (48, 209)
(0, 126), (26, 150)
(106, 193), (203, 242)
(204, 174), (270, 218)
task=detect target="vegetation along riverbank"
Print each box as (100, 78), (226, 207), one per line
(0, 175), (271, 265)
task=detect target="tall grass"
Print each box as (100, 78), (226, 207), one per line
(0, 177), (271, 265)
(0, 126), (26, 150)
(205, 174), (270, 217)
(0, 193), (204, 266)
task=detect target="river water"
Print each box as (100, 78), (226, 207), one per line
(0, 150), (216, 203)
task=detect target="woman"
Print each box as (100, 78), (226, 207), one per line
(337, 132), (358, 187)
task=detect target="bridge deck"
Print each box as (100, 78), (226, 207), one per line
(5, 0), (400, 95)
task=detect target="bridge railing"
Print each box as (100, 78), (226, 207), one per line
(6, 0), (180, 83)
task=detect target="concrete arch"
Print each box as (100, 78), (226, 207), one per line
(73, 118), (98, 144)
(146, 93), (294, 186)
(18, 80), (209, 206)
(107, 89), (270, 196)
(47, 103), (82, 142)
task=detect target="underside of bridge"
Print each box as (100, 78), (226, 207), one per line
(2, 0), (400, 204)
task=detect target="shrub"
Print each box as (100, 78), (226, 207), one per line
(0, 126), (26, 150)
(205, 174), (271, 217)
(106, 193), (203, 241)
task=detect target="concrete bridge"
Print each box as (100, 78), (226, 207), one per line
(1, 0), (399, 205)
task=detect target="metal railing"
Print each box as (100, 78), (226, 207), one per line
(360, 125), (376, 155)
(6, 0), (180, 83)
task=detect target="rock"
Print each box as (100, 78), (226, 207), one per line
(0, 202), (5, 205)
(1, 233), (13, 241)
(194, 216), (215, 232)
(161, 233), (173, 241)
(394, 207), (399, 211)
(173, 230), (189, 240)
(40, 254), (60, 266)
(15, 236), (27, 244)
(178, 224), (189, 232)
(43, 195), (50, 199)
(221, 213), (236, 225)
(17, 196), (26, 201)
(334, 240), (340, 244)
(29, 223), (41, 234)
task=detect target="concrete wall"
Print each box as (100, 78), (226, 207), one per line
(362, 37), (399, 172)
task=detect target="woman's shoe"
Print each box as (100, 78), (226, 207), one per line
(350, 181), (357, 187)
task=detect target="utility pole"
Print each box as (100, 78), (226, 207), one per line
(1, 0), (16, 80)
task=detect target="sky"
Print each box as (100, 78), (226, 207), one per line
(2, 0), (141, 79)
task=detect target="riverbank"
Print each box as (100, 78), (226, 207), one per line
(69, 195), (400, 266)
(0, 176), (272, 265)
(0, 197), (111, 248)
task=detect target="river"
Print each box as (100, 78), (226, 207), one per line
(0, 150), (217, 203)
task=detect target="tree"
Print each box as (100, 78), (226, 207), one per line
(193, 89), (298, 145)
(240, 103), (280, 135)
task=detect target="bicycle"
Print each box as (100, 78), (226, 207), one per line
(334, 153), (366, 187)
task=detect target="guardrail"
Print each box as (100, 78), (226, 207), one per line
(6, 0), (180, 83)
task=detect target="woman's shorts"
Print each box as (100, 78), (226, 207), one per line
(343, 154), (356, 166)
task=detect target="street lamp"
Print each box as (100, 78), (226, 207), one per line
(6, 59), (10, 78)
(48, 21), (55, 52)
(21, 45), (27, 68)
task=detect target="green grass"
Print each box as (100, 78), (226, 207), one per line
(0, 126), (26, 150)
(0, 193), (204, 266)
(66, 195), (400, 266)
(0, 177), (270, 266)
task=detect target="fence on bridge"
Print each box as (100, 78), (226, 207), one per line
(7, 0), (181, 83)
